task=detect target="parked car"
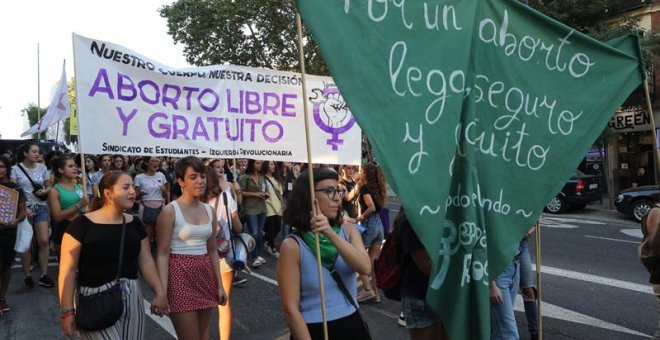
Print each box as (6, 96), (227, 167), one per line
(545, 170), (602, 214)
(615, 185), (660, 222)
(0, 139), (70, 159)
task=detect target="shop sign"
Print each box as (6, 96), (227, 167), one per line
(609, 109), (650, 132)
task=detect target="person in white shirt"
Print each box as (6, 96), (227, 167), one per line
(204, 166), (243, 340)
(135, 157), (169, 243)
(11, 142), (53, 288)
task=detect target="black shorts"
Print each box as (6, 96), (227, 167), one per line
(302, 311), (371, 340)
(52, 220), (71, 245)
(0, 228), (17, 267)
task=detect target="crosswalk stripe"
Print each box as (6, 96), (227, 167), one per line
(142, 299), (177, 338)
(535, 264), (652, 295)
(514, 296), (651, 338)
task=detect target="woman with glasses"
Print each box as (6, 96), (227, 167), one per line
(277, 168), (371, 339)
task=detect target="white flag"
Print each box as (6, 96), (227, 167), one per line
(21, 62), (70, 137)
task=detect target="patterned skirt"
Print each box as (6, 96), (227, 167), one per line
(168, 253), (219, 313)
(76, 279), (145, 340)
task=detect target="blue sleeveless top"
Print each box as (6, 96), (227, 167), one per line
(290, 226), (357, 323)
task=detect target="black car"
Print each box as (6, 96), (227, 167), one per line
(615, 185), (660, 222)
(0, 139), (70, 158)
(545, 170), (602, 214)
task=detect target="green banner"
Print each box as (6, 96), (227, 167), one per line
(297, 0), (644, 339)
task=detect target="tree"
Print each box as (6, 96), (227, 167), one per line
(159, 0), (328, 75)
(528, 0), (660, 206)
(21, 77), (76, 142)
(21, 104), (47, 139)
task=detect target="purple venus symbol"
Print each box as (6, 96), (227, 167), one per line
(310, 86), (356, 151)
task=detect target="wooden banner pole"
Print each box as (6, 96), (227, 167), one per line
(643, 79), (660, 183)
(295, 11), (329, 340)
(535, 219), (542, 340)
(72, 34), (89, 209)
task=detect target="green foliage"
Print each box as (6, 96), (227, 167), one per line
(529, 0), (660, 108)
(21, 77), (76, 141)
(159, 0), (328, 75)
(21, 104), (46, 139)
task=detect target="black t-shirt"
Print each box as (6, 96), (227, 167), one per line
(66, 215), (146, 287)
(634, 174), (652, 187)
(359, 185), (381, 215)
(341, 180), (357, 218)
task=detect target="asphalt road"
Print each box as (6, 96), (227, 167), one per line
(0, 203), (656, 339)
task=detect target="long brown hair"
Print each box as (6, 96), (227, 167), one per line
(88, 171), (129, 211)
(203, 166), (222, 202)
(359, 163), (386, 208)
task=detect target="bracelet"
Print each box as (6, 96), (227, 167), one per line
(61, 307), (76, 314)
(61, 311), (76, 319)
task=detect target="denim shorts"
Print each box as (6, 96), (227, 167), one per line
(402, 296), (441, 329)
(30, 204), (50, 223)
(361, 214), (384, 247)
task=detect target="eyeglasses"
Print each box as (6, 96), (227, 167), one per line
(314, 187), (347, 200)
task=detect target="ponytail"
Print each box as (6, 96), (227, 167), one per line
(88, 171), (127, 212)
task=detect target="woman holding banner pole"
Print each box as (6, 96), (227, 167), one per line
(277, 168), (371, 339)
(47, 154), (88, 260)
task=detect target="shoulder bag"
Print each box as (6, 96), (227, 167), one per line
(75, 216), (127, 331)
(290, 232), (372, 339)
(16, 164), (48, 200)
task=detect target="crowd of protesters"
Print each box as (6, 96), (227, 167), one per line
(0, 141), (389, 339)
(0, 141), (545, 339)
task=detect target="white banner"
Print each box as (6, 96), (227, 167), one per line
(73, 34), (361, 164)
(22, 62), (71, 137)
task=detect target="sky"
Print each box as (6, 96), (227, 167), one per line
(0, 0), (190, 139)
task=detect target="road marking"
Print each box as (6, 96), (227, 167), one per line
(540, 216), (606, 229)
(585, 235), (640, 244)
(249, 271), (279, 286)
(534, 264), (652, 295)
(247, 263), (652, 337)
(542, 216), (606, 225)
(11, 262), (58, 269)
(621, 229), (643, 239)
(142, 299), (177, 338)
(514, 296), (651, 338)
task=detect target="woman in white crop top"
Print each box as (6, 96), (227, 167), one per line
(156, 157), (227, 340)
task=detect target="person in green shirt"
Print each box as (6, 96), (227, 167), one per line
(239, 160), (268, 267)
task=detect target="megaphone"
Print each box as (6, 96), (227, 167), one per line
(225, 232), (256, 271)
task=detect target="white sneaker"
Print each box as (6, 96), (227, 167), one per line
(257, 256), (267, 265)
(264, 245), (274, 256)
(252, 259), (262, 267)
